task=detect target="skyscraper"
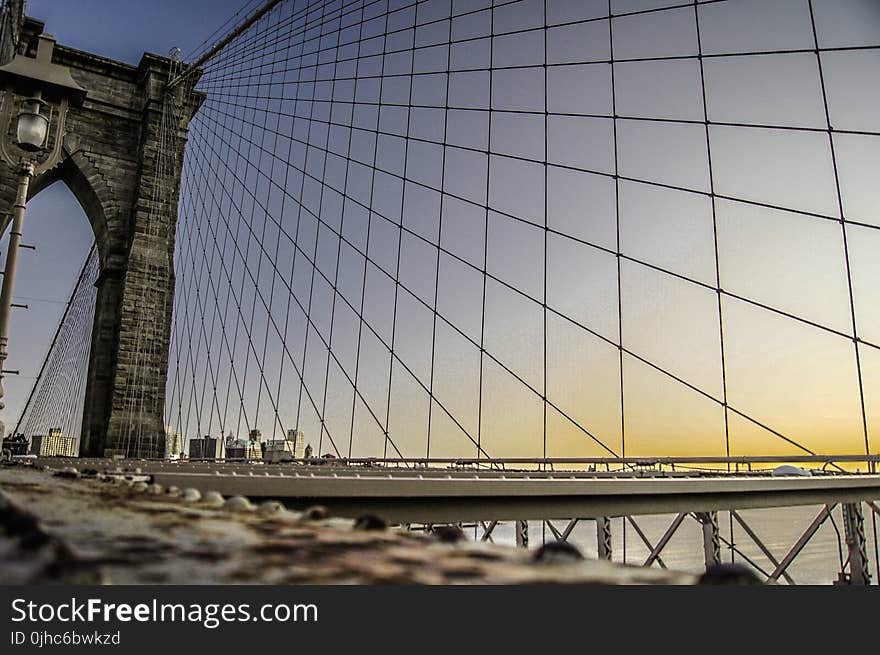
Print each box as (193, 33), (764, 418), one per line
(287, 429), (305, 459)
(188, 435), (224, 460)
(164, 425), (182, 459)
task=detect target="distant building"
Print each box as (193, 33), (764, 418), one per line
(188, 436), (224, 460)
(2, 433), (28, 456)
(287, 429), (305, 459)
(225, 439), (261, 460)
(262, 437), (294, 462)
(164, 425), (182, 459)
(30, 428), (77, 457)
(248, 428), (262, 443)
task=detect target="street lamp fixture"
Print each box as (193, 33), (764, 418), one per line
(16, 94), (50, 151)
(0, 33), (86, 410)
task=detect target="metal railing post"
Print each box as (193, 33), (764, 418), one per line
(696, 511), (722, 569)
(842, 503), (871, 586)
(597, 516), (612, 560)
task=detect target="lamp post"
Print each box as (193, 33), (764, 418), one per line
(0, 33), (85, 410)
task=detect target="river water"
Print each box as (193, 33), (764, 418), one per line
(476, 504), (880, 585)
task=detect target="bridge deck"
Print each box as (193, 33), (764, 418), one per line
(32, 458), (880, 523)
(0, 463), (695, 584)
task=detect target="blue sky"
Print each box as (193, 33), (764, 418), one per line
(26, 0), (253, 65)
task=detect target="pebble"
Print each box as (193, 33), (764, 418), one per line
(201, 490), (224, 506)
(180, 487), (202, 502)
(431, 525), (466, 543)
(132, 481), (148, 492)
(353, 514), (388, 531)
(302, 505), (329, 521)
(258, 500), (284, 515)
(53, 467), (79, 479)
(224, 495), (254, 512)
(532, 541), (584, 564)
(698, 563), (762, 585)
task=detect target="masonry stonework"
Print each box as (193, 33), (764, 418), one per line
(0, 18), (202, 457)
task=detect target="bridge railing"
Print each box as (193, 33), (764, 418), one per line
(83, 453), (880, 474)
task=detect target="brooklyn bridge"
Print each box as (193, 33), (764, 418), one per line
(0, 0), (878, 584)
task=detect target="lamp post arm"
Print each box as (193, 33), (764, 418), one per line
(0, 161), (32, 410)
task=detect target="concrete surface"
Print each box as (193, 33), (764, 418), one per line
(0, 461), (699, 585)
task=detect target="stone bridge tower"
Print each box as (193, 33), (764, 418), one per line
(0, 16), (203, 457)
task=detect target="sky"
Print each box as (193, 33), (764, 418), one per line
(25, 0), (254, 65)
(3, 0), (880, 462)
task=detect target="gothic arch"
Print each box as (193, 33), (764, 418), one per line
(28, 149), (115, 269)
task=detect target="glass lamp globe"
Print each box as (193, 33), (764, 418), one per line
(16, 106), (49, 151)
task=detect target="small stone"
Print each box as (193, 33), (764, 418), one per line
(145, 483), (164, 495)
(181, 487), (202, 502)
(53, 467), (79, 479)
(431, 525), (466, 543)
(201, 490), (224, 506)
(166, 486), (180, 497)
(698, 563), (762, 585)
(533, 541), (584, 564)
(224, 495), (254, 512)
(258, 500), (284, 515)
(354, 514), (388, 531)
(302, 505), (329, 520)
(132, 481), (149, 492)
